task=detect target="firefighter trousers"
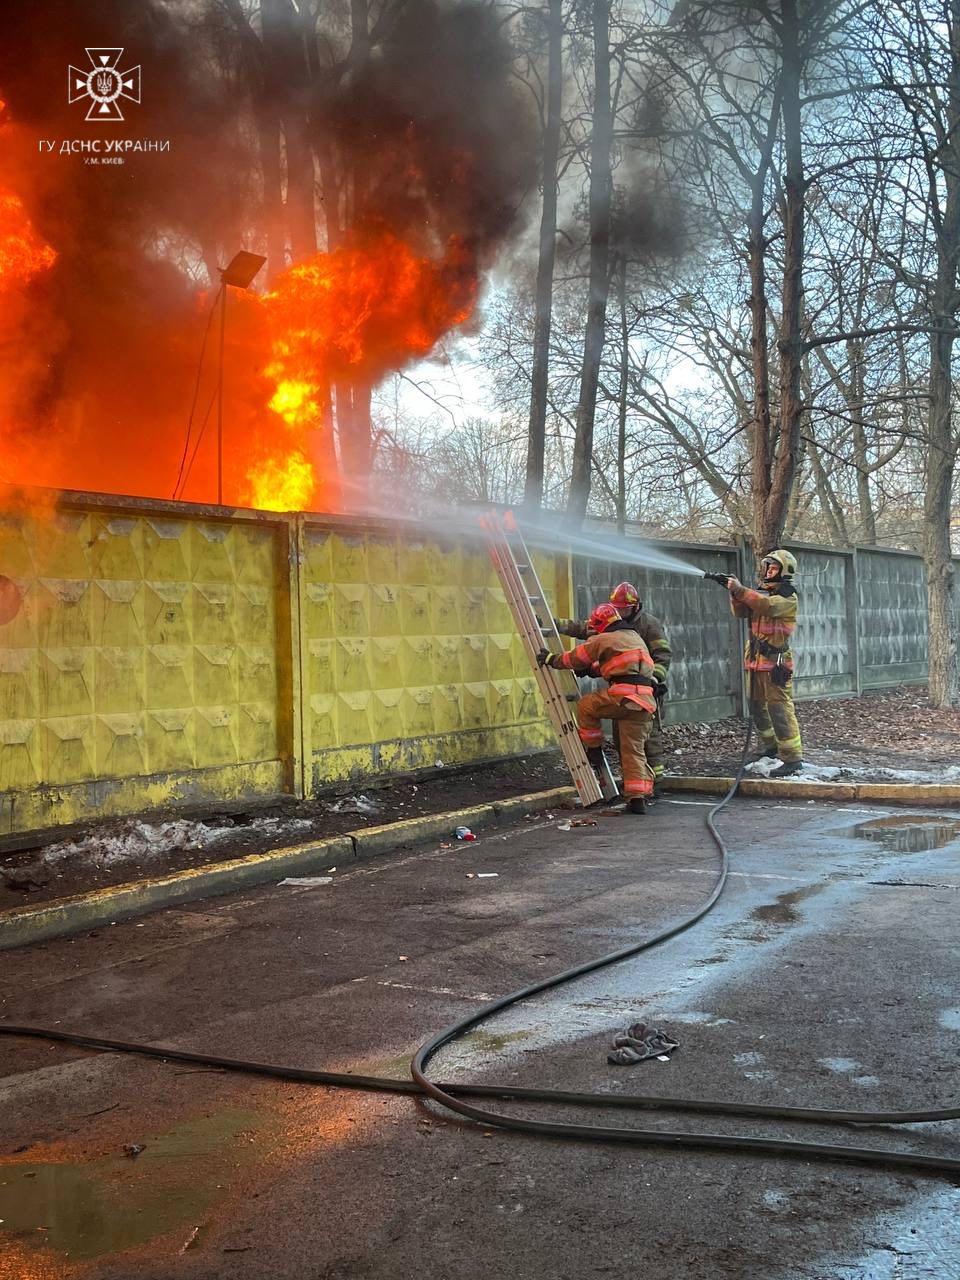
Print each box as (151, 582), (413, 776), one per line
(577, 691), (654, 799)
(613, 699), (664, 779)
(748, 669), (802, 763)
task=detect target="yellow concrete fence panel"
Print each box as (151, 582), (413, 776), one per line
(433, 635), (463, 684)
(42, 715), (96, 785)
(459, 635), (490, 683)
(190, 522), (234, 583)
(0, 720), (40, 790)
(303, 581), (334, 638)
(432, 585), (462, 636)
(307, 638), (335, 695)
(400, 686), (436, 737)
(369, 583), (401, 637)
(0, 499), (294, 835)
(37, 579), (93, 648)
(461, 682), (490, 730)
(370, 637), (403, 691)
(336, 690), (374, 744)
(309, 692), (337, 750)
(145, 708), (196, 773)
(333, 583), (370, 635)
(90, 580), (144, 646)
(87, 516), (144, 580)
(94, 647), (145, 714)
(399, 584), (432, 636)
(328, 533), (370, 584)
(194, 705), (239, 766)
(400, 636), (434, 688)
(95, 712), (147, 778)
(193, 644), (238, 706)
(372, 687), (405, 741)
(193, 583), (236, 645)
(0, 648), (38, 720)
(334, 636), (372, 693)
(0, 502), (558, 830)
(146, 645), (193, 709)
(41, 648), (94, 719)
(143, 518), (192, 582)
(432, 683), (464, 735)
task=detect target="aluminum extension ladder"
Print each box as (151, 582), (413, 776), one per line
(481, 509), (620, 807)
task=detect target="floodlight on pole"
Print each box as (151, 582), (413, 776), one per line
(216, 250), (267, 505)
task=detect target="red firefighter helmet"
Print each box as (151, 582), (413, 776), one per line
(609, 581), (640, 610)
(587, 603), (621, 634)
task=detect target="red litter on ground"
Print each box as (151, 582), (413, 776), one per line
(455, 826), (477, 841)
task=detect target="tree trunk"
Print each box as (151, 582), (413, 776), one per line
(924, 0), (960, 708)
(616, 254), (628, 534)
(524, 0), (563, 512)
(759, 0), (804, 554)
(566, 0), (612, 528)
(261, 0), (317, 260)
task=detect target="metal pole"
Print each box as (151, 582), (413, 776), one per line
(217, 282), (226, 505)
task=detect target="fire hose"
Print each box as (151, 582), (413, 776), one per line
(4, 723), (960, 1178)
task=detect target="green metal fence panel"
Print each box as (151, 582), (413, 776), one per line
(857, 548), (928, 687)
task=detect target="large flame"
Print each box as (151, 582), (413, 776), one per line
(0, 189), (56, 290)
(0, 101), (55, 291)
(241, 227), (477, 512)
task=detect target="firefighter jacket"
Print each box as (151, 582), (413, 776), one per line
(730, 580), (798, 673)
(554, 609), (672, 684)
(550, 623), (656, 713)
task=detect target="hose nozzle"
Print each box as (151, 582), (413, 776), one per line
(702, 570), (730, 586)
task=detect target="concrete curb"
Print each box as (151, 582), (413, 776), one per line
(0, 787), (576, 952)
(662, 776), (960, 805)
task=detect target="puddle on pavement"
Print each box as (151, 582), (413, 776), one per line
(749, 885), (823, 926)
(854, 814), (960, 853)
(0, 1107), (264, 1262)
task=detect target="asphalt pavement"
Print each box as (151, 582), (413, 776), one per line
(2, 794), (960, 1279)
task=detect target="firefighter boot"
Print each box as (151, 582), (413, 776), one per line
(769, 759), (802, 778)
(627, 798), (646, 815)
(585, 746), (606, 769)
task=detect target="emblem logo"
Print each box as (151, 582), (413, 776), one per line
(68, 48), (141, 121)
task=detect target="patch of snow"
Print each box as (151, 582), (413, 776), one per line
(38, 813), (317, 871)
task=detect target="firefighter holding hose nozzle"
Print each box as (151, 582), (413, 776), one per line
(704, 549), (803, 778)
(538, 603), (656, 814)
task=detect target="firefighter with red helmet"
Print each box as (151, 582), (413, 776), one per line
(706, 549), (802, 777)
(538, 603), (656, 813)
(555, 581), (672, 794)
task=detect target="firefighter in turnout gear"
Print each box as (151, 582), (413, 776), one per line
(709, 549), (803, 778)
(538, 603), (656, 814)
(555, 582), (672, 794)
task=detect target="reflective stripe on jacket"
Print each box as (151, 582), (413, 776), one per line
(553, 626), (656, 712)
(555, 609), (672, 683)
(730, 583), (798, 672)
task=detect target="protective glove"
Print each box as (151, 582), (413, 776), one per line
(703, 572), (730, 587)
(653, 681), (667, 700)
(536, 649), (550, 668)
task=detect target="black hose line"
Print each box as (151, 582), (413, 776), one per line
(5, 724), (960, 1177)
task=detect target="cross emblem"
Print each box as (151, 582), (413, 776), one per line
(68, 48), (141, 121)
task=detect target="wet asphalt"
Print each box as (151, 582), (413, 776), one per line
(2, 794), (960, 1279)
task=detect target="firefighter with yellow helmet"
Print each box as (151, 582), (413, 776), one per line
(555, 581), (672, 794)
(706, 549), (802, 777)
(538, 603), (656, 813)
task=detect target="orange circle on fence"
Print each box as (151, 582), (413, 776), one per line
(0, 576), (23, 625)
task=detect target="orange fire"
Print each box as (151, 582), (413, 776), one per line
(240, 228), (477, 512)
(0, 90), (480, 515)
(0, 190), (56, 290)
